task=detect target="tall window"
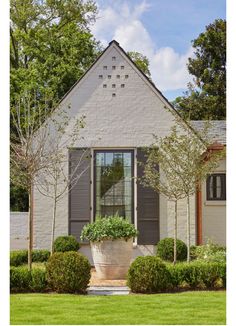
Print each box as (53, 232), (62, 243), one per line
(206, 173), (226, 200)
(94, 150), (134, 222)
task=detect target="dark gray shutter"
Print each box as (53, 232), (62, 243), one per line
(69, 148), (91, 242)
(137, 148), (159, 245)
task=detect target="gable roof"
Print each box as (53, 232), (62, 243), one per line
(59, 40), (182, 119)
(191, 120), (226, 145)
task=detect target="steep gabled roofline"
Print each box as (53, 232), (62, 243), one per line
(57, 39), (199, 139)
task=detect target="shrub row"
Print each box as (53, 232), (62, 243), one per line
(10, 236), (80, 267)
(127, 256), (226, 293)
(10, 250), (50, 267)
(167, 260), (226, 289)
(10, 267), (47, 293)
(10, 251), (91, 294)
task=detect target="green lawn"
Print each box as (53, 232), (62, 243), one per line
(10, 291), (226, 325)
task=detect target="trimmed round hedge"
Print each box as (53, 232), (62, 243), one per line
(127, 256), (170, 293)
(156, 238), (187, 262)
(46, 251), (91, 293)
(53, 235), (80, 252)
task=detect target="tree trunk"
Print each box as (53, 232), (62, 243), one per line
(28, 184), (33, 271)
(173, 200), (178, 264)
(50, 197), (57, 255)
(186, 194), (191, 262)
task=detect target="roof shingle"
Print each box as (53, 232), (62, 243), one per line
(190, 120), (226, 145)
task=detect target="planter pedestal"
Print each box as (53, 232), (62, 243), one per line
(90, 238), (133, 280)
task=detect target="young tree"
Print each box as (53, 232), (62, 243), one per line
(143, 113), (225, 262)
(10, 93), (55, 270)
(10, 92), (88, 267)
(142, 139), (186, 264)
(35, 113), (90, 254)
(10, 0), (102, 210)
(173, 19), (226, 120)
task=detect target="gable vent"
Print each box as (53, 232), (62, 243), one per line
(103, 66), (107, 70)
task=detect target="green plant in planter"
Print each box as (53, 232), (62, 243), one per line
(81, 215), (138, 242)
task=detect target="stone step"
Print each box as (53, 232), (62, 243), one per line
(87, 286), (130, 295)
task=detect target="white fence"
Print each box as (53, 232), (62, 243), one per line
(10, 212), (28, 250)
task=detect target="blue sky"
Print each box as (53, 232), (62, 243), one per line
(91, 0), (225, 101)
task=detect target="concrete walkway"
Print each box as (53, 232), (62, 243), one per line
(87, 286), (130, 295)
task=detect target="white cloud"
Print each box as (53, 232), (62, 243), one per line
(91, 0), (193, 91)
(151, 47), (194, 91)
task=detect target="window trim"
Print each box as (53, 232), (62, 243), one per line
(206, 173), (226, 201)
(93, 149), (134, 223)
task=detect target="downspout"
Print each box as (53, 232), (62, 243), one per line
(196, 182), (203, 245)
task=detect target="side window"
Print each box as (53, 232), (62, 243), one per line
(206, 173), (226, 200)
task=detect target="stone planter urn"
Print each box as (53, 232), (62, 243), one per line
(91, 238), (133, 279)
(81, 216), (138, 280)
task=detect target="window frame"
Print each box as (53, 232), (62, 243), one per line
(93, 149), (134, 222)
(206, 173), (226, 201)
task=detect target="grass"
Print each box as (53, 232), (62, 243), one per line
(10, 291), (226, 325)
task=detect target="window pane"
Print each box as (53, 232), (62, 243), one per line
(209, 176), (214, 198)
(124, 153), (131, 166)
(207, 174), (226, 201)
(105, 153), (113, 166)
(216, 176), (222, 198)
(96, 153), (104, 166)
(95, 150), (133, 221)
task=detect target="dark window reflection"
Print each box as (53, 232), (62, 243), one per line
(94, 151), (133, 222)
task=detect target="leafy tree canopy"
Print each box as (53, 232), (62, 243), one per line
(10, 0), (101, 102)
(173, 19), (226, 120)
(127, 51), (151, 78)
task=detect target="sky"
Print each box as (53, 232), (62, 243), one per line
(90, 0), (226, 101)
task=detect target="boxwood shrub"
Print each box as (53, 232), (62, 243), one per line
(10, 267), (47, 293)
(127, 256), (170, 293)
(10, 250), (28, 267)
(53, 235), (80, 252)
(46, 251), (91, 293)
(156, 238), (187, 262)
(32, 250), (50, 262)
(167, 261), (226, 289)
(10, 249), (50, 266)
(30, 268), (48, 292)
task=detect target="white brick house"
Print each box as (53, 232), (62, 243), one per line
(32, 40), (226, 256)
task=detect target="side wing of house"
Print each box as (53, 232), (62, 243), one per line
(33, 40), (197, 250)
(192, 121), (226, 246)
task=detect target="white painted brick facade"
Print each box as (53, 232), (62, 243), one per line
(10, 212), (28, 239)
(33, 42), (196, 249)
(160, 196), (196, 245)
